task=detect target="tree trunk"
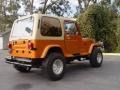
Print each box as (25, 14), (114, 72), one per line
(84, 0), (91, 10)
(78, 0), (84, 13)
(30, 0), (34, 14)
(92, 0), (97, 3)
(42, 0), (48, 14)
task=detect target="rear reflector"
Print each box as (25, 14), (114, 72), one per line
(8, 43), (12, 49)
(28, 42), (34, 50)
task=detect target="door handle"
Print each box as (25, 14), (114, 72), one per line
(66, 34), (70, 37)
(66, 36), (70, 39)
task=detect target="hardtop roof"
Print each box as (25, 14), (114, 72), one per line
(17, 13), (76, 22)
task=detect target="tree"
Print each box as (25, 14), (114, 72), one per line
(77, 0), (98, 13)
(77, 4), (118, 52)
(112, 0), (120, 14)
(21, 0), (71, 16)
(114, 0), (120, 7)
(116, 16), (120, 52)
(76, 0), (113, 14)
(0, 0), (20, 33)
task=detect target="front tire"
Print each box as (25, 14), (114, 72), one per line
(14, 65), (31, 73)
(90, 48), (103, 67)
(43, 53), (66, 81)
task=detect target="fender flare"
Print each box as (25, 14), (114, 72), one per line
(41, 45), (62, 58)
(89, 43), (103, 54)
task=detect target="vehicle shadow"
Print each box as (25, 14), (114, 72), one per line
(66, 61), (91, 72)
(29, 61), (94, 81)
(13, 83), (32, 90)
(13, 60), (104, 82)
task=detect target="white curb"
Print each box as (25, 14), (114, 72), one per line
(103, 53), (120, 56)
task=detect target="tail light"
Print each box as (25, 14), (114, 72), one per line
(8, 43), (12, 49)
(28, 42), (34, 50)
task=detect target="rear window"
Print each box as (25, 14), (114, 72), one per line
(41, 17), (62, 37)
(11, 17), (34, 37)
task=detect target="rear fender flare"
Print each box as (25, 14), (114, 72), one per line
(41, 45), (62, 58)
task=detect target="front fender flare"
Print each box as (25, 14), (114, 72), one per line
(89, 43), (103, 54)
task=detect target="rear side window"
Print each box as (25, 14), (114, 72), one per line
(41, 17), (62, 37)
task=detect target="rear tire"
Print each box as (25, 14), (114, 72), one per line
(14, 65), (31, 73)
(90, 48), (103, 67)
(43, 53), (66, 81)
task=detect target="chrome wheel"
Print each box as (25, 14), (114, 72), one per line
(52, 59), (64, 75)
(90, 48), (103, 67)
(97, 53), (103, 63)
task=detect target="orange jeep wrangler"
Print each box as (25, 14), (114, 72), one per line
(6, 13), (103, 81)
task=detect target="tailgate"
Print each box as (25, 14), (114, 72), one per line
(10, 40), (36, 58)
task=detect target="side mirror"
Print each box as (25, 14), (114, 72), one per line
(82, 34), (88, 38)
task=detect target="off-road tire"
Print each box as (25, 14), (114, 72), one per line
(43, 53), (66, 81)
(90, 48), (103, 67)
(14, 64), (31, 73)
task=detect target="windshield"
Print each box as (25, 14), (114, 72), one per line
(11, 17), (34, 38)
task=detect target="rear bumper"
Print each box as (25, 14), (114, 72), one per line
(5, 57), (32, 67)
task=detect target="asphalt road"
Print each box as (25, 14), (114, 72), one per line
(0, 50), (120, 90)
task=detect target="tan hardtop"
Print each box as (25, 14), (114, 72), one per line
(40, 14), (76, 21)
(17, 13), (76, 22)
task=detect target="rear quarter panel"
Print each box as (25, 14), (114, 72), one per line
(9, 39), (70, 59)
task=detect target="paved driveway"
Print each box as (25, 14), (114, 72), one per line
(0, 50), (120, 90)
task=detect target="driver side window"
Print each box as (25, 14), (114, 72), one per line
(64, 22), (77, 35)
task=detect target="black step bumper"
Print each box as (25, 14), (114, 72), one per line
(5, 58), (32, 67)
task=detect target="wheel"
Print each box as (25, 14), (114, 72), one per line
(90, 48), (103, 67)
(14, 64), (31, 73)
(43, 53), (66, 81)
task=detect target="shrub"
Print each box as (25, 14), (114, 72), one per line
(77, 4), (118, 52)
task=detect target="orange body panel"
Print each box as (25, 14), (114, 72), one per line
(10, 40), (67, 59)
(9, 38), (94, 60)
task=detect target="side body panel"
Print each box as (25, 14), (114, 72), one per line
(81, 38), (95, 55)
(9, 39), (95, 59)
(10, 40), (70, 59)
